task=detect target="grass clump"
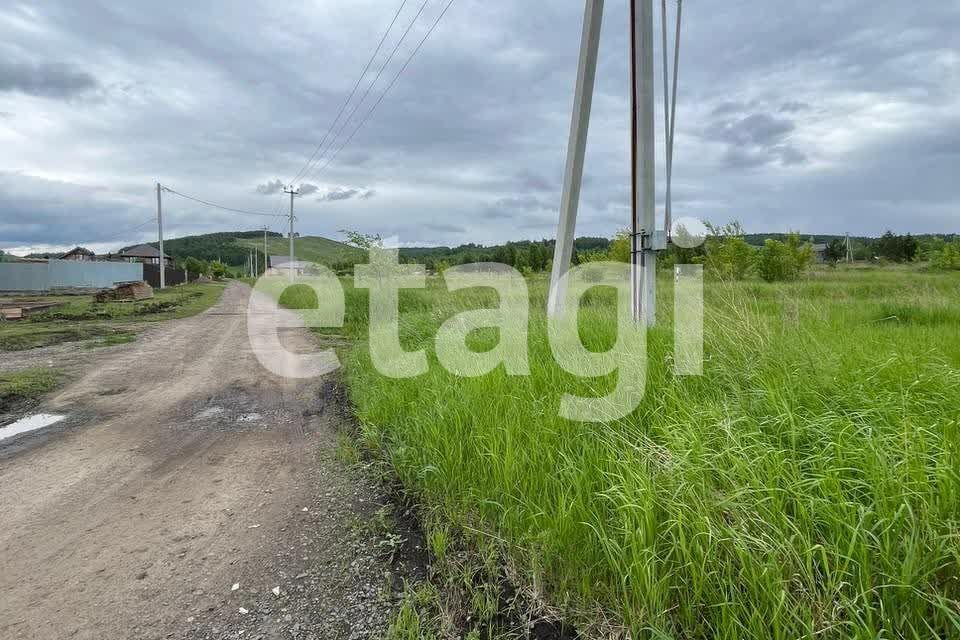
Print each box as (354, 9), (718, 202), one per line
(323, 267), (960, 639)
(0, 368), (60, 413)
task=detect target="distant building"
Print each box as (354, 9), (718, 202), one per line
(268, 255), (313, 276)
(812, 243), (828, 263)
(115, 244), (173, 266)
(60, 246), (96, 261)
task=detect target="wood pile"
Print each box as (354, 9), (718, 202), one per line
(94, 281), (154, 303)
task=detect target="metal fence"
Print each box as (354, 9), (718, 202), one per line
(143, 264), (189, 288)
(0, 260), (143, 292)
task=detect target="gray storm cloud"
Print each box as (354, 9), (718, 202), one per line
(0, 61), (98, 99)
(0, 0), (957, 252)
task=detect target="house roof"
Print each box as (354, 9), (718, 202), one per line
(60, 246), (95, 258)
(812, 243), (828, 252)
(269, 255), (311, 267)
(119, 244), (171, 259)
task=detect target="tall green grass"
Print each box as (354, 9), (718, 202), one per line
(299, 267), (960, 638)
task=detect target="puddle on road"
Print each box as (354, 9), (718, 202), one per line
(0, 414), (66, 442)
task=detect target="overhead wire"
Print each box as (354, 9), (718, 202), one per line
(303, 0), (457, 184)
(148, 0), (454, 235)
(289, 0), (410, 186)
(161, 185), (285, 218)
(98, 215), (159, 245)
(298, 0), (432, 186)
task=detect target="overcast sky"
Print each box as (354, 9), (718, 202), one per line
(1, 0), (958, 255)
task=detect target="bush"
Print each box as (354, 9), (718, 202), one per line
(756, 233), (813, 282)
(210, 261), (228, 280)
(703, 222), (755, 280)
(182, 256), (208, 276)
(931, 241), (960, 270)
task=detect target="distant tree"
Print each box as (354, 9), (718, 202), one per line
(903, 234), (920, 262)
(607, 230), (631, 262)
(824, 239), (846, 262)
(340, 229), (383, 250)
(574, 237), (611, 252)
(525, 242), (549, 271)
(492, 245), (513, 266)
(920, 236), (946, 261)
(576, 249), (609, 263)
(182, 256), (208, 276)
(512, 246), (529, 271)
(876, 231), (919, 263)
(756, 239), (792, 282)
(210, 261), (228, 280)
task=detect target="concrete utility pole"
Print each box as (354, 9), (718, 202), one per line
(156, 182), (165, 289)
(548, 0), (668, 326)
(846, 232), (853, 263)
(283, 185), (299, 282)
(547, 0), (604, 316)
(263, 226), (269, 273)
(632, 0), (658, 326)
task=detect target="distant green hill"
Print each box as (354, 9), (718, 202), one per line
(235, 235), (363, 267)
(127, 230), (362, 268)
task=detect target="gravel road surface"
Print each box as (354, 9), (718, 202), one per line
(0, 282), (423, 640)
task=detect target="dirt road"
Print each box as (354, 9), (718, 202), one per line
(0, 282), (423, 640)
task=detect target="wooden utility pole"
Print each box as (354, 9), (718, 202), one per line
(156, 182), (165, 289)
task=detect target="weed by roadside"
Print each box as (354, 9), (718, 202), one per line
(0, 368), (60, 414)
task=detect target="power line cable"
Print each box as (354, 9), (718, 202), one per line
(98, 215), (159, 245)
(299, 0), (432, 184)
(289, 0), (409, 185)
(161, 186), (285, 218)
(305, 0), (456, 183)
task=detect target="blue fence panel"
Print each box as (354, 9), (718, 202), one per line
(0, 263), (49, 292)
(47, 260), (142, 289)
(0, 260), (144, 292)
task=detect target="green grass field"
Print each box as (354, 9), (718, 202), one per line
(277, 265), (960, 638)
(236, 234), (363, 266)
